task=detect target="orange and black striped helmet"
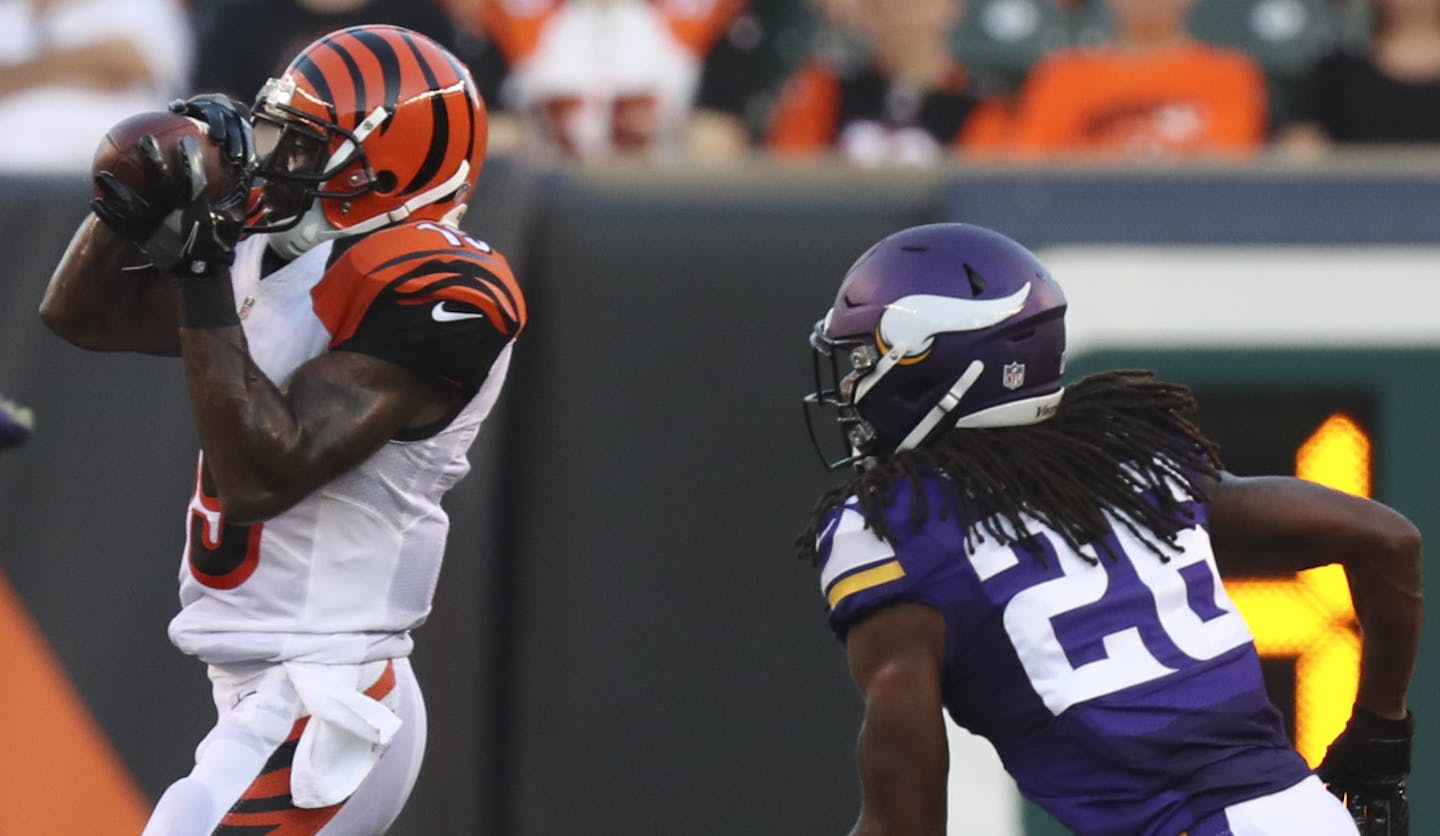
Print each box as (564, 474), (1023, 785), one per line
(249, 25), (487, 256)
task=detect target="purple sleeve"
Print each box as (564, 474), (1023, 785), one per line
(815, 502), (951, 639)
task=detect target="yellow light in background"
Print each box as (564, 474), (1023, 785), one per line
(1296, 413), (1370, 497)
(1224, 413), (1367, 766)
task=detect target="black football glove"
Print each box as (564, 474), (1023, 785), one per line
(1317, 708), (1412, 836)
(91, 95), (255, 251)
(139, 133), (250, 279)
(90, 132), (176, 243)
(168, 94), (256, 180)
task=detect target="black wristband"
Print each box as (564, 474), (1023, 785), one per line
(1352, 708), (1415, 736)
(180, 275), (240, 328)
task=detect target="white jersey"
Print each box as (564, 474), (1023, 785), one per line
(168, 221), (527, 664)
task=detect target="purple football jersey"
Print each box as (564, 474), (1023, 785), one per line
(816, 472), (1312, 836)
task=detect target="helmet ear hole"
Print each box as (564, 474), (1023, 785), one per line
(374, 170), (398, 193)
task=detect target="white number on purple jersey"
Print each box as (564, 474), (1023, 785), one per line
(973, 519), (1253, 715)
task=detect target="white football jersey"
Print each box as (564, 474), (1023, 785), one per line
(168, 221), (526, 664)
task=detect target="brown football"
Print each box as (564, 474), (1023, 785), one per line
(91, 110), (231, 203)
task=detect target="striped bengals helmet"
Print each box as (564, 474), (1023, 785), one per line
(249, 25), (488, 257)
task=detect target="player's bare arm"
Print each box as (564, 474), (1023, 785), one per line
(1205, 471), (1422, 720)
(182, 325), (461, 524)
(38, 214), (181, 355)
(845, 601), (948, 836)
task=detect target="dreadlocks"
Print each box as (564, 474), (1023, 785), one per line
(796, 370), (1224, 565)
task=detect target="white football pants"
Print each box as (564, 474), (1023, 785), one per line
(1188, 774), (1359, 835)
(142, 657), (425, 835)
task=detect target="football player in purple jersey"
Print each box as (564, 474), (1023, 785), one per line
(799, 223), (1421, 836)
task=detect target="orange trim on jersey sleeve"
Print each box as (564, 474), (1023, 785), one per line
(481, 0), (563, 64)
(477, 277), (519, 322)
(656, 0), (745, 54)
(389, 244), (526, 334)
(0, 571), (148, 835)
(311, 257), (390, 350)
(411, 282), (507, 326)
(1008, 42), (1266, 160)
(766, 61), (842, 156)
(314, 225), (529, 345)
(486, 253), (527, 329)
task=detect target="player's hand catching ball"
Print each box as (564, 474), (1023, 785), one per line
(167, 94), (255, 178)
(140, 132), (252, 278)
(91, 95), (256, 278)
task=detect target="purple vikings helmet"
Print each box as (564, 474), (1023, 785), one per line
(804, 223), (1067, 468)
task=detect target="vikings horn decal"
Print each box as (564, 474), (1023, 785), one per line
(877, 283), (1032, 358)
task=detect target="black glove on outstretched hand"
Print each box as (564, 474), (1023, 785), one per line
(1317, 708), (1413, 836)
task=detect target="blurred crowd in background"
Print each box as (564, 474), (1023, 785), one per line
(0, 0), (1438, 171)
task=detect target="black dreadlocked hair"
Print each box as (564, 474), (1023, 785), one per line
(795, 370), (1224, 565)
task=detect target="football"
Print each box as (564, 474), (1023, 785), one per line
(91, 110), (231, 203)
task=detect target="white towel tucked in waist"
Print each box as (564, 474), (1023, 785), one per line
(282, 659), (403, 809)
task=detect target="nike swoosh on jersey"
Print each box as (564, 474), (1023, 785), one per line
(431, 301), (487, 322)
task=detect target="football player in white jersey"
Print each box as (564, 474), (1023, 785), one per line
(40, 25), (524, 835)
(800, 224), (1420, 836)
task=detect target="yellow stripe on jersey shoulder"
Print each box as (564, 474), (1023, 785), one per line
(826, 560), (906, 610)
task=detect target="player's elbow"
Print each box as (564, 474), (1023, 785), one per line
(38, 298), (102, 349)
(1346, 509), (1424, 613)
(1362, 510), (1423, 579)
(206, 443), (321, 524)
(1386, 518), (1422, 563)
(1379, 516), (1423, 591)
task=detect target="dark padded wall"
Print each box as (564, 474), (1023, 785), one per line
(3, 164), (1438, 835)
(500, 168), (946, 835)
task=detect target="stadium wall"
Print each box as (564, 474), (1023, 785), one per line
(0, 161), (1436, 835)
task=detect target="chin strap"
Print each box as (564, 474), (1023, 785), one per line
(331, 161), (472, 239)
(266, 161), (472, 257)
(890, 368), (1064, 452)
(896, 360), (985, 452)
(266, 202), (325, 259)
(324, 106), (390, 172)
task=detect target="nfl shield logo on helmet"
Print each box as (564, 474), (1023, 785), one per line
(1002, 362), (1026, 390)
